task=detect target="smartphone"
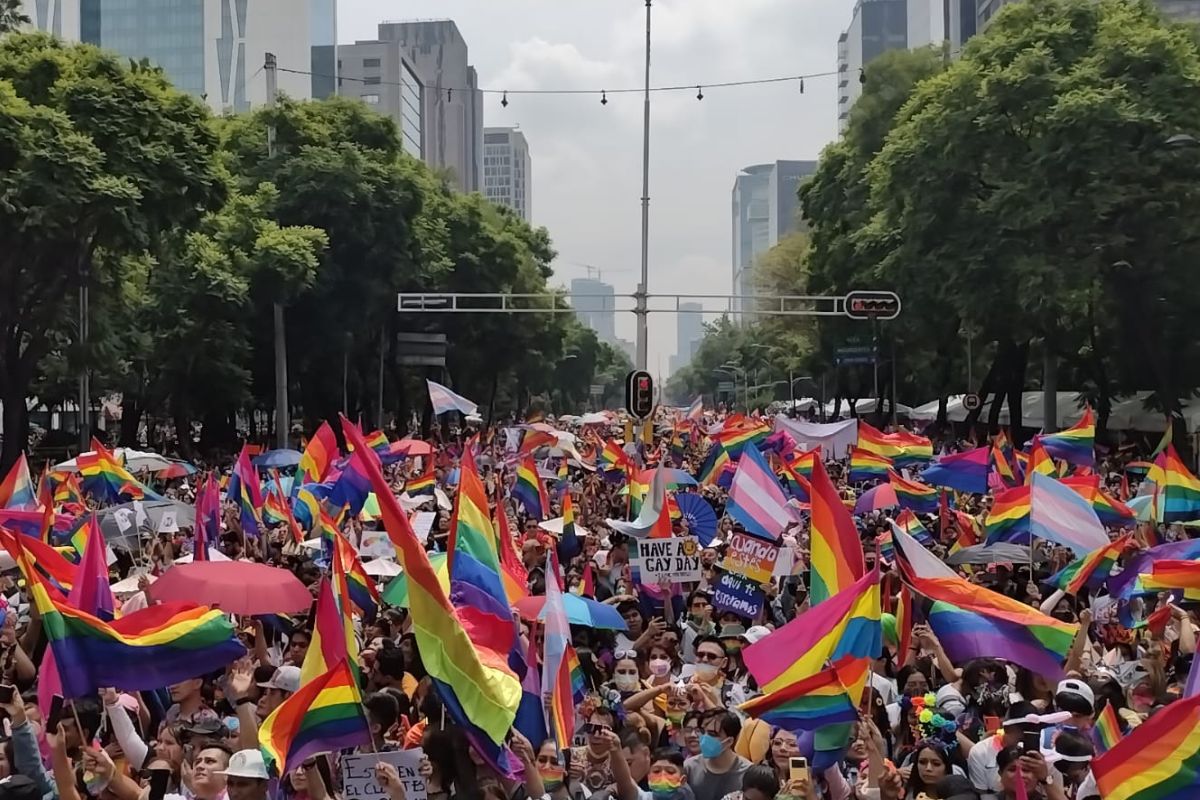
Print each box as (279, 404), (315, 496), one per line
(1021, 729), (1041, 753)
(0, 685), (15, 704)
(148, 768), (171, 800)
(46, 695), (65, 733)
(788, 756), (811, 783)
(983, 715), (1002, 734)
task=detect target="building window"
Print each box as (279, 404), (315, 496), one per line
(363, 58), (381, 67)
(361, 94), (381, 104)
(363, 76), (381, 85)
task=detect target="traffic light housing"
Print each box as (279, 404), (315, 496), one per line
(625, 370), (655, 419)
(843, 290), (901, 320)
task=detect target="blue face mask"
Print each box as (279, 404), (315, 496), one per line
(699, 733), (726, 759)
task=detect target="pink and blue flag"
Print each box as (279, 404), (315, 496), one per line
(728, 445), (795, 542)
(1029, 472), (1110, 556)
(920, 446), (990, 494)
(427, 379), (478, 416)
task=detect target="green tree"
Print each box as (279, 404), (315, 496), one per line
(0, 33), (225, 468)
(0, 1), (29, 34)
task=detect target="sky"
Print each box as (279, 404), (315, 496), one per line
(338, 0), (846, 375)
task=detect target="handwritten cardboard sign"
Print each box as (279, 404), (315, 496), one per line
(341, 749), (427, 800)
(631, 536), (701, 582)
(721, 532), (780, 584)
(711, 572), (764, 619)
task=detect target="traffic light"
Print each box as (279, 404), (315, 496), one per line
(843, 290), (901, 320)
(625, 370), (655, 419)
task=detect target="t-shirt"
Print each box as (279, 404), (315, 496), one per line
(683, 755), (750, 800)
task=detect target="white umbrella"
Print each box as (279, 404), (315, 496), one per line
(110, 572), (156, 596)
(55, 447), (173, 474)
(363, 558), (402, 578)
(538, 516), (592, 538)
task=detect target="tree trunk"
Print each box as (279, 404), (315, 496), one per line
(966, 342), (1004, 430)
(486, 371), (499, 430)
(172, 397), (193, 459)
(936, 396), (948, 430)
(119, 395), (143, 448)
(0, 382), (27, 473)
(1007, 339), (1029, 438)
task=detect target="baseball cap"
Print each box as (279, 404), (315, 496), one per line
(257, 665), (301, 694)
(217, 749), (270, 780)
(744, 625), (772, 645)
(1056, 678), (1095, 708)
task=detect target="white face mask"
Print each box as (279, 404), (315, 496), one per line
(649, 658), (672, 677)
(614, 672), (641, 691)
(694, 663), (720, 683)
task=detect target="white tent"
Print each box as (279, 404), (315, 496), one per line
(908, 391), (1188, 432)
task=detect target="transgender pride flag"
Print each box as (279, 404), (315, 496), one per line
(728, 446), (796, 541)
(1029, 472), (1110, 556)
(427, 379), (478, 416)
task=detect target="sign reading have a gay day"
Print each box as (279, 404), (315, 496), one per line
(632, 536), (702, 582)
(712, 572), (764, 618)
(721, 531), (780, 584)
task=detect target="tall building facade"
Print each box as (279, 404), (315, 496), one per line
(482, 127), (532, 222)
(378, 20), (482, 193)
(570, 278), (617, 344)
(23, 0), (325, 113)
(670, 302), (704, 375)
(731, 161), (818, 316)
(339, 39), (424, 156)
(837, 0), (942, 131)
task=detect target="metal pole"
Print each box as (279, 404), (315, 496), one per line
(967, 331), (974, 391)
(789, 369), (795, 412)
(634, 0), (651, 371)
(78, 282), (89, 449)
(266, 53), (289, 449)
(872, 317), (880, 402)
(342, 341), (349, 415)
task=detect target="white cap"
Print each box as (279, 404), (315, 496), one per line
(257, 665), (301, 694)
(217, 750), (269, 780)
(744, 625), (772, 645)
(1056, 678), (1095, 709)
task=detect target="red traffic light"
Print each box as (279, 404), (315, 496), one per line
(626, 370), (655, 419)
(843, 290), (901, 320)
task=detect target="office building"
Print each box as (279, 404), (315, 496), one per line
(570, 277), (617, 345)
(836, 0), (942, 131)
(378, 20), (482, 193)
(670, 302), (704, 375)
(731, 161), (818, 317)
(24, 0), (325, 113)
(483, 127), (532, 222)
(339, 39), (424, 156)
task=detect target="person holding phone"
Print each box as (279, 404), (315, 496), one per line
(966, 704), (1043, 800)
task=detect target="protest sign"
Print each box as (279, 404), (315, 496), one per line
(632, 536), (701, 582)
(721, 532), (779, 584)
(359, 529), (396, 559)
(410, 511), (436, 544)
(341, 749), (427, 800)
(158, 510), (179, 534)
(711, 572), (764, 619)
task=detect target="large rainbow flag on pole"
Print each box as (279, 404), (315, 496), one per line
(740, 657), (866, 731)
(512, 456), (549, 520)
(807, 457), (866, 605)
(888, 470), (938, 514)
(1040, 407), (1096, 468)
(848, 448), (891, 484)
(77, 439), (162, 503)
(299, 577), (357, 686)
(0, 454), (37, 510)
(258, 659), (371, 774)
(856, 422), (932, 467)
(1151, 445), (1200, 522)
(341, 419), (520, 748)
(297, 422), (338, 485)
(1093, 692), (1200, 800)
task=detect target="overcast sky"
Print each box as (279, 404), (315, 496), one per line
(338, 0), (845, 374)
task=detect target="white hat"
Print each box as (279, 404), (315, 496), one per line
(217, 750), (269, 780)
(744, 625), (772, 645)
(1055, 678), (1095, 709)
(257, 665), (301, 694)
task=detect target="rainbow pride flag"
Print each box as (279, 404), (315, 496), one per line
(857, 422), (932, 467)
(1093, 691), (1200, 800)
(0, 454), (37, 510)
(714, 420), (770, 458)
(778, 461), (811, 503)
(297, 422), (338, 484)
(332, 530), (380, 617)
(24, 551), (244, 697)
(1092, 702), (1123, 755)
(784, 447), (819, 480)
(889, 470), (939, 514)
(740, 657), (866, 731)
(697, 444), (730, 486)
(808, 457), (866, 605)
(1041, 407), (1096, 468)
(1153, 446), (1200, 522)
(848, 448), (891, 484)
(984, 485), (1031, 543)
(991, 441), (1017, 486)
(406, 459), (435, 495)
(1025, 438), (1058, 484)
(77, 439), (161, 504)
(258, 659), (371, 774)
(1049, 535), (1133, 595)
(894, 508), (935, 547)
(599, 439), (632, 475)
(300, 578), (357, 685)
(512, 456), (548, 519)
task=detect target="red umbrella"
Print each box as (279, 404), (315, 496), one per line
(396, 439), (433, 456)
(156, 462), (197, 479)
(148, 561), (312, 616)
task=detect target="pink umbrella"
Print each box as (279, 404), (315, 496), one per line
(855, 483), (899, 514)
(147, 561), (312, 616)
(156, 462), (197, 479)
(396, 439), (433, 456)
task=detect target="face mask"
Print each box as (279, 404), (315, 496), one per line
(614, 673), (640, 692)
(667, 710), (686, 726)
(694, 663), (720, 683)
(699, 733), (726, 759)
(539, 765), (565, 791)
(649, 774), (684, 799)
(649, 659), (672, 677)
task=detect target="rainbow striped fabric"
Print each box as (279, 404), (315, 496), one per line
(1140, 560), (1200, 594)
(808, 457), (866, 605)
(0, 454), (37, 510)
(1152, 446), (1200, 522)
(1092, 702), (1123, 755)
(269, 470), (304, 544)
(698, 444), (730, 486)
(299, 577), (357, 685)
(24, 550), (244, 697)
(1025, 438), (1058, 484)
(714, 420), (770, 458)
(984, 485), (1031, 543)
(848, 448), (891, 483)
(1041, 407), (1096, 468)
(778, 460), (811, 503)
(259, 659), (371, 774)
(889, 470), (938, 514)
(567, 647), (587, 703)
(297, 422), (338, 484)
(1093, 692), (1200, 800)
(857, 421), (933, 467)
(406, 459), (435, 495)
(78, 439), (162, 503)
(512, 456), (548, 519)
(332, 530), (380, 617)
(922, 445), (990, 494)
(784, 447), (819, 479)
(1050, 535), (1133, 596)
(740, 657), (866, 731)
(541, 551), (576, 751)
(893, 509), (935, 546)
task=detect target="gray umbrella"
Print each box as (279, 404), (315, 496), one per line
(96, 500), (196, 552)
(944, 542), (1047, 565)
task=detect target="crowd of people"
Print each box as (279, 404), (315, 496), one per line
(0, 405), (1190, 800)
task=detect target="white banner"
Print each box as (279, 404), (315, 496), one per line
(773, 417), (858, 460)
